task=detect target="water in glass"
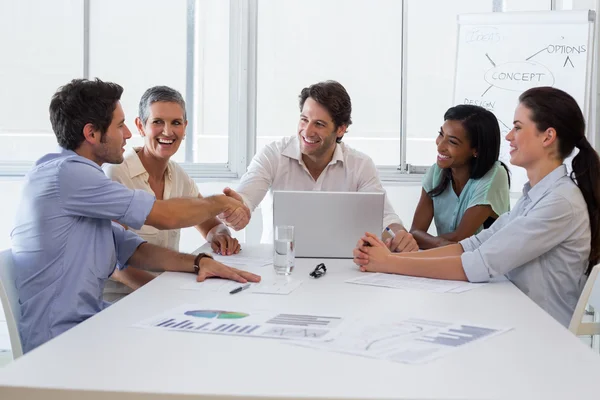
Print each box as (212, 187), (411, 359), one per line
(274, 238), (295, 275)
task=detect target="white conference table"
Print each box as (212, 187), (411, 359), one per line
(1, 244), (600, 400)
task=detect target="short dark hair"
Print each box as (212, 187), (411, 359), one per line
(138, 86), (186, 124)
(49, 78), (124, 150)
(429, 104), (510, 197)
(298, 80), (352, 143)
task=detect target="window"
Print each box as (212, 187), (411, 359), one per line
(89, 0), (188, 162)
(0, 0), (240, 178)
(404, 0), (494, 167)
(256, 0), (403, 166)
(404, 0), (553, 170)
(0, 0), (83, 171)
(193, 0), (231, 164)
(0, 0), (565, 179)
(90, 0), (237, 174)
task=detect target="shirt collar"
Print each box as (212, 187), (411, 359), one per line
(124, 147), (173, 181)
(523, 164), (568, 202)
(40, 147), (101, 171)
(124, 148), (148, 179)
(281, 135), (345, 166)
(59, 147), (76, 156)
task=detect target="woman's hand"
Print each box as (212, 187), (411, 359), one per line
(353, 232), (393, 272)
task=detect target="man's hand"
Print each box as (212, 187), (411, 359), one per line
(208, 232), (241, 256)
(218, 187), (251, 231)
(353, 232), (393, 272)
(385, 229), (419, 253)
(197, 257), (261, 283)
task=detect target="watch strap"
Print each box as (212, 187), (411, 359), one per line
(193, 252), (213, 275)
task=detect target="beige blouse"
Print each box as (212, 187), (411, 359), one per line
(102, 147), (199, 300)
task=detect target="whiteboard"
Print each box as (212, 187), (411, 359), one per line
(453, 10), (596, 191)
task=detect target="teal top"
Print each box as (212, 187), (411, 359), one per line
(422, 161), (510, 235)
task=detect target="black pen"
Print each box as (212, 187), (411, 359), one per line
(229, 283), (251, 295)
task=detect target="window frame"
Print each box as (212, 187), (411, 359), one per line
(179, 0), (256, 179)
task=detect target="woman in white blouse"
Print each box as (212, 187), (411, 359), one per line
(353, 87), (600, 326)
(103, 86), (239, 301)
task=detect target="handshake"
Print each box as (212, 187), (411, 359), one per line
(216, 187), (251, 231)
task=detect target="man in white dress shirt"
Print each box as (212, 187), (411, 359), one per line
(221, 80), (418, 252)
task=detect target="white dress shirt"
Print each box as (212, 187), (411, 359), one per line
(236, 135), (403, 243)
(460, 165), (590, 327)
(102, 148), (199, 300)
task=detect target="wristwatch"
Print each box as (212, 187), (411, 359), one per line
(193, 252), (213, 275)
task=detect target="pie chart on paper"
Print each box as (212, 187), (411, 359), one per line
(184, 310), (249, 319)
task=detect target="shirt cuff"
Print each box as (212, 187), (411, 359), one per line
(240, 193), (258, 213)
(383, 215), (404, 231)
(459, 237), (477, 253)
(121, 189), (156, 229)
(460, 250), (492, 283)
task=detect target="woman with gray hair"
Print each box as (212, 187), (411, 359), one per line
(103, 86), (240, 302)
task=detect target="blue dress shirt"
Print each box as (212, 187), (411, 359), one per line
(11, 149), (156, 353)
(460, 165), (590, 327)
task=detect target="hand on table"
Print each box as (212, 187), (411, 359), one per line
(353, 232), (393, 273)
(197, 257), (261, 283)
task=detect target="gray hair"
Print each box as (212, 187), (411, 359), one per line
(138, 86), (187, 124)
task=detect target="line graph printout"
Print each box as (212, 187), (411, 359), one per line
(303, 317), (511, 364)
(134, 304), (344, 341)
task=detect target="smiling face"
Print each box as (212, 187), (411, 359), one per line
(297, 97), (346, 162)
(136, 101), (187, 160)
(94, 101), (131, 165)
(506, 103), (547, 169)
(435, 119), (476, 169)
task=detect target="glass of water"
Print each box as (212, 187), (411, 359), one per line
(274, 225), (295, 275)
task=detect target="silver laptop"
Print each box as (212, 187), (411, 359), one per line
(273, 191), (384, 258)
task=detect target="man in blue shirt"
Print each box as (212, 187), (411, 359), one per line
(11, 79), (260, 353)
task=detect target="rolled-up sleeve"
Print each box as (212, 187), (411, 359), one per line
(112, 222), (146, 270)
(459, 211), (510, 252)
(460, 195), (574, 282)
(59, 158), (155, 229)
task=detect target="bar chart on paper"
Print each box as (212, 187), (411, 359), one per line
(135, 304), (345, 341)
(303, 317), (512, 364)
(153, 318), (261, 335)
(416, 324), (499, 347)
